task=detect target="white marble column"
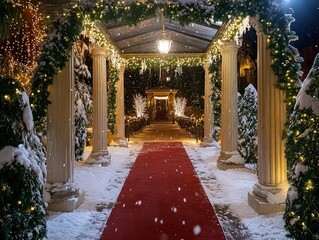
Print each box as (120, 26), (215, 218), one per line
(248, 19), (288, 214)
(115, 65), (128, 147)
(87, 46), (111, 165)
(46, 49), (84, 211)
(217, 41), (244, 170)
(201, 61), (214, 147)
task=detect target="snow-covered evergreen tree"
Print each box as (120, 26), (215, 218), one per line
(133, 94), (147, 118)
(74, 41), (92, 161)
(238, 84), (258, 164)
(0, 76), (46, 239)
(74, 98), (87, 161)
(107, 66), (118, 134)
(284, 53), (319, 239)
(174, 97), (187, 117)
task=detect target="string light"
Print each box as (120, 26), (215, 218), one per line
(0, 0), (45, 91)
(126, 57), (203, 70)
(2, 184), (9, 191)
(305, 180), (314, 191)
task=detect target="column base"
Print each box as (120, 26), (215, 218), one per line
(46, 181), (85, 212)
(109, 138), (128, 147)
(248, 182), (288, 214)
(200, 137), (217, 148)
(217, 151), (245, 170)
(86, 150), (111, 166)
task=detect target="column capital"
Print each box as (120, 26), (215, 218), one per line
(220, 40), (240, 55)
(249, 16), (263, 34)
(91, 45), (109, 57)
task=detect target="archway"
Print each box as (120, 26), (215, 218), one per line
(32, 0), (299, 215)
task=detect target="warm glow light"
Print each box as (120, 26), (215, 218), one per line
(154, 96), (169, 100)
(157, 9), (172, 54)
(157, 37), (172, 54)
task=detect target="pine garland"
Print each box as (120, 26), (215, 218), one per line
(31, 10), (84, 124)
(30, 0), (299, 131)
(107, 66), (119, 134)
(126, 57), (203, 70)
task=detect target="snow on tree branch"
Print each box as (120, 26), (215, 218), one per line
(174, 97), (187, 117)
(133, 94), (147, 118)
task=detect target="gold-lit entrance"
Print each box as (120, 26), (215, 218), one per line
(145, 86), (177, 121)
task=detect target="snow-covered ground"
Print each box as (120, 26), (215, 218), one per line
(47, 142), (288, 240)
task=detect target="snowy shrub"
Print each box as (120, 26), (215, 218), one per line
(174, 97), (187, 117)
(74, 98), (87, 161)
(133, 94), (147, 118)
(284, 53), (319, 239)
(74, 42), (92, 161)
(238, 84), (258, 164)
(108, 67), (118, 134)
(0, 76), (46, 239)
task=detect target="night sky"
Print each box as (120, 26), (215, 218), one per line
(288, 0), (319, 50)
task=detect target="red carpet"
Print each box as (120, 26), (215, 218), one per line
(100, 142), (225, 240)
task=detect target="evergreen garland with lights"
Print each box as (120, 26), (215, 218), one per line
(0, 76), (46, 239)
(31, 10), (84, 124)
(126, 57), (203, 70)
(284, 53), (319, 239)
(30, 0), (299, 132)
(107, 66), (118, 134)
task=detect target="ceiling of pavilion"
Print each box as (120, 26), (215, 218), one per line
(99, 16), (221, 55)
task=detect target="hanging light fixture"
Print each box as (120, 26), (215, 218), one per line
(157, 9), (172, 54)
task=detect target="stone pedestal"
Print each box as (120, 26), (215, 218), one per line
(46, 50), (84, 211)
(87, 46), (111, 165)
(248, 18), (288, 214)
(217, 41), (244, 169)
(46, 182), (85, 212)
(201, 61), (214, 147)
(114, 65), (128, 147)
(248, 183), (287, 215)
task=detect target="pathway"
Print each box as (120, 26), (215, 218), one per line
(129, 122), (196, 143)
(100, 142), (226, 240)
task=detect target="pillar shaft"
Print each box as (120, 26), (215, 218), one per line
(88, 46), (111, 164)
(46, 50), (84, 211)
(217, 41), (244, 169)
(257, 33), (287, 185)
(115, 65), (128, 147)
(202, 62), (214, 147)
(248, 18), (288, 214)
(47, 51), (74, 184)
(220, 41), (239, 152)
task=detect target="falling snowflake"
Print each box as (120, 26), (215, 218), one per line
(193, 225), (201, 236)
